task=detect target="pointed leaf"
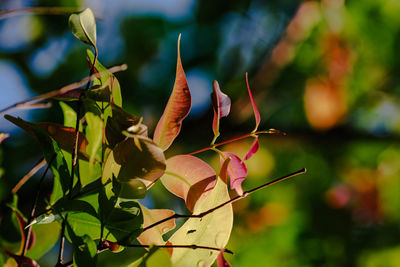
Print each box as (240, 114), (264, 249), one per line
(68, 8), (97, 47)
(59, 102), (77, 128)
(161, 155), (216, 211)
(243, 136), (259, 161)
(137, 204), (176, 246)
(211, 80), (231, 140)
(85, 112), (103, 166)
(217, 251), (231, 267)
(168, 177), (233, 267)
(246, 72), (260, 131)
(153, 34), (191, 151)
(103, 136), (166, 187)
(221, 152), (248, 196)
(53, 88), (85, 101)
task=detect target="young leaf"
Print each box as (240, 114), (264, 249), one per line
(221, 152), (248, 196)
(153, 34), (191, 151)
(217, 251), (231, 267)
(243, 136), (260, 161)
(246, 72), (260, 131)
(103, 136), (166, 187)
(59, 102), (77, 128)
(168, 177), (233, 267)
(211, 80), (231, 143)
(137, 204), (176, 246)
(160, 155), (216, 211)
(68, 8), (97, 47)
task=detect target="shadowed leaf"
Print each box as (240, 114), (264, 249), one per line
(161, 155), (216, 211)
(68, 8), (97, 47)
(153, 34), (191, 151)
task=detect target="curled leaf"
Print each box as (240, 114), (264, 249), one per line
(161, 155), (216, 211)
(153, 34), (191, 151)
(68, 8), (97, 47)
(137, 204), (176, 246)
(243, 136), (260, 161)
(220, 152), (248, 196)
(246, 72), (260, 131)
(211, 80), (231, 141)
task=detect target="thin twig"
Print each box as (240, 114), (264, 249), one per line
(143, 168), (306, 232)
(21, 155), (54, 256)
(125, 244), (234, 254)
(187, 129), (285, 156)
(11, 157), (46, 194)
(0, 7), (81, 19)
(0, 64), (127, 115)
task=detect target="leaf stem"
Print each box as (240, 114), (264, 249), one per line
(143, 168), (306, 232)
(11, 157), (46, 194)
(187, 129), (286, 155)
(125, 244), (233, 254)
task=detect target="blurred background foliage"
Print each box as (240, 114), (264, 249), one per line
(0, 0), (400, 266)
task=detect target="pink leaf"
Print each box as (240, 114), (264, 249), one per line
(211, 80), (231, 138)
(219, 157), (231, 184)
(246, 72), (260, 130)
(243, 136), (259, 161)
(221, 152), (247, 196)
(161, 155), (216, 211)
(153, 34), (191, 151)
(137, 204), (176, 246)
(217, 250), (232, 267)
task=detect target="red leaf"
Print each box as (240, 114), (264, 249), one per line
(3, 249), (39, 267)
(161, 155), (216, 211)
(53, 88), (85, 101)
(243, 136), (259, 161)
(0, 133), (9, 144)
(221, 152), (248, 196)
(153, 34), (191, 151)
(219, 157), (231, 184)
(211, 80), (231, 139)
(217, 250), (232, 267)
(246, 72), (260, 130)
(13, 209), (35, 253)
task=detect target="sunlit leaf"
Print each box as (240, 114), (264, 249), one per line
(59, 102), (77, 128)
(211, 80), (231, 142)
(128, 247), (172, 267)
(103, 136), (166, 187)
(85, 112), (103, 166)
(161, 155), (216, 211)
(68, 8), (97, 47)
(221, 152), (247, 196)
(168, 177), (233, 267)
(26, 222), (61, 260)
(243, 136), (260, 161)
(245, 72), (260, 131)
(153, 34), (191, 151)
(137, 204), (176, 246)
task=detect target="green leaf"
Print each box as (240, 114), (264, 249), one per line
(68, 8), (97, 47)
(59, 101), (77, 128)
(168, 177), (233, 267)
(66, 223), (97, 266)
(85, 112), (103, 166)
(26, 222), (61, 259)
(128, 247), (172, 267)
(153, 34), (191, 151)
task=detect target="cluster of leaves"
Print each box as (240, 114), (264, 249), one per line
(0, 8), (304, 267)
